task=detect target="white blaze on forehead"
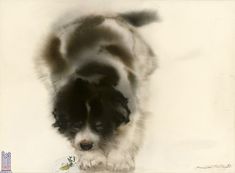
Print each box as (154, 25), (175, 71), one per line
(74, 125), (100, 145)
(74, 102), (100, 145)
(86, 102), (91, 114)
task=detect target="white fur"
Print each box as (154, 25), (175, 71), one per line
(76, 148), (106, 170)
(73, 126), (100, 151)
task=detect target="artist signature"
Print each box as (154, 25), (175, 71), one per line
(196, 163), (231, 169)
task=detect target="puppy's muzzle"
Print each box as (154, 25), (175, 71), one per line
(79, 140), (93, 151)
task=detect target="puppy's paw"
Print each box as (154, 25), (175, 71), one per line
(77, 151), (106, 170)
(107, 150), (135, 172)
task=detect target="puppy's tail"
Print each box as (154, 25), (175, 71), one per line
(119, 10), (159, 27)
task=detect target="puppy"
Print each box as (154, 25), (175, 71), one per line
(36, 10), (157, 172)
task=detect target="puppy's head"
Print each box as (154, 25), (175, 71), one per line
(52, 78), (130, 151)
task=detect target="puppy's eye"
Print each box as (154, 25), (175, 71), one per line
(70, 123), (82, 135)
(94, 122), (104, 132)
(75, 121), (83, 128)
(74, 121), (83, 128)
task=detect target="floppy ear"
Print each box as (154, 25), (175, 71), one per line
(119, 10), (158, 27)
(115, 100), (131, 124)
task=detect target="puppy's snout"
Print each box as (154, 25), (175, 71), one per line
(80, 140), (93, 151)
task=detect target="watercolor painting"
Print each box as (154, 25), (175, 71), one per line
(0, 1), (234, 173)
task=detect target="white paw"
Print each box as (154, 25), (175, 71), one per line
(77, 151), (106, 170)
(107, 151), (135, 172)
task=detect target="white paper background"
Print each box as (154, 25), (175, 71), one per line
(0, 0), (234, 173)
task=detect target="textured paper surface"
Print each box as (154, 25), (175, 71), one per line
(0, 1), (234, 172)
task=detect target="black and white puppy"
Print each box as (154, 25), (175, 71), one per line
(36, 10), (157, 172)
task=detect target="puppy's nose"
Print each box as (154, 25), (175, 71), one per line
(80, 141), (93, 151)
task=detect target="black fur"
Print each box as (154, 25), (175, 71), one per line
(77, 62), (119, 86)
(52, 78), (130, 140)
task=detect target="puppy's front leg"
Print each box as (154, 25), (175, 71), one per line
(106, 122), (141, 172)
(107, 149), (135, 172)
(76, 149), (106, 171)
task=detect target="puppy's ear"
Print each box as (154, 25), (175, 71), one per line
(116, 104), (130, 124)
(52, 109), (69, 133)
(114, 97), (131, 125)
(119, 10), (158, 27)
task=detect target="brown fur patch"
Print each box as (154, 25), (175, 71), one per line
(61, 15), (135, 70)
(105, 44), (133, 68)
(128, 71), (137, 88)
(66, 16), (120, 57)
(77, 62), (119, 86)
(42, 35), (67, 74)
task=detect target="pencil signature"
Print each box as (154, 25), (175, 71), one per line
(196, 163), (231, 169)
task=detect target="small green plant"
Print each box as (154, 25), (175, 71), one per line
(59, 156), (76, 171)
